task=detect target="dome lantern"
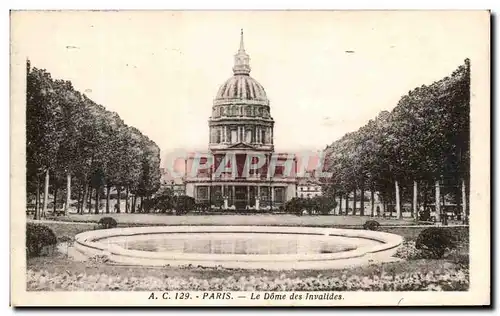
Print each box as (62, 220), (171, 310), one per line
(232, 29), (251, 76)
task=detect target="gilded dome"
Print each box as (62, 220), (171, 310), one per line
(215, 75), (268, 101)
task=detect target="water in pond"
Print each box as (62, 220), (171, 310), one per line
(102, 233), (371, 255)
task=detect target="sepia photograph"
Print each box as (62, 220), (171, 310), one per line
(10, 10), (490, 306)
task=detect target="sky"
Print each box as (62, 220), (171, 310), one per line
(11, 11), (485, 158)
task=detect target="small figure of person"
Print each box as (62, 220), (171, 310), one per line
(114, 203), (120, 213)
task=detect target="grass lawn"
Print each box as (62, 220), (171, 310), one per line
(50, 213), (430, 227)
(26, 218), (469, 291)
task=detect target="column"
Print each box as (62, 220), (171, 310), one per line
(223, 185), (228, 209)
(243, 126), (246, 143)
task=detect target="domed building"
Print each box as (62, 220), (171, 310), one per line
(184, 30), (297, 211)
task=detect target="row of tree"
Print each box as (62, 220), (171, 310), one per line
(26, 60), (161, 219)
(323, 59), (470, 222)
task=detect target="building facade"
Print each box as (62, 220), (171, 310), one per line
(184, 30), (297, 210)
(297, 180), (323, 199)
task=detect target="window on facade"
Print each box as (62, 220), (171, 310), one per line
(197, 186), (209, 200)
(231, 129), (237, 143)
(260, 187), (270, 200)
(245, 130), (252, 143)
(275, 188), (285, 203)
(275, 165), (284, 176)
(216, 129), (221, 143)
(261, 130), (266, 144)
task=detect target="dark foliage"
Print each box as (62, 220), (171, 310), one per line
(26, 223), (57, 258)
(283, 197), (309, 215)
(363, 220), (381, 231)
(97, 217), (118, 229)
(174, 195), (196, 215)
(415, 227), (457, 259)
(419, 207), (432, 222)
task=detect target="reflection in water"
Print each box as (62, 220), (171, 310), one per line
(105, 233), (360, 255)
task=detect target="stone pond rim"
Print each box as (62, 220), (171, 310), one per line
(72, 226), (404, 270)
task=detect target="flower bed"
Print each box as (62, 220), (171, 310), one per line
(27, 266), (469, 291)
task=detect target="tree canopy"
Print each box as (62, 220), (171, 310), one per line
(323, 59), (470, 208)
(26, 61), (161, 214)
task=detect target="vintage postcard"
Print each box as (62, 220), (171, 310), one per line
(10, 10), (490, 306)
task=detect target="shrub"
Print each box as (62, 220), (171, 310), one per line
(26, 223), (57, 258)
(148, 195), (173, 213)
(415, 227), (457, 259)
(363, 220), (381, 231)
(311, 196), (336, 215)
(419, 207), (431, 222)
(97, 217), (118, 229)
(284, 197), (308, 216)
(174, 195), (195, 215)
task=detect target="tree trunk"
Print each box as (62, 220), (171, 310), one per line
(42, 169), (50, 218)
(95, 186), (99, 214)
(412, 180), (418, 220)
(441, 189), (446, 208)
(81, 182), (87, 214)
(34, 177), (40, 220)
(125, 186), (130, 213)
(360, 185), (365, 216)
(338, 195), (343, 215)
(132, 196), (137, 213)
(435, 180), (441, 223)
(423, 186), (428, 218)
(353, 189), (357, 216)
(461, 178), (467, 223)
(116, 186), (121, 213)
(395, 180), (401, 219)
(345, 194), (349, 215)
(65, 172), (71, 216)
(140, 196), (143, 213)
(88, 186), (93, 214)
(77, 185), (82, 214)
(106, 185), (111, 214)
(53, 186), (58, 214)
(370, 188), (375, 217)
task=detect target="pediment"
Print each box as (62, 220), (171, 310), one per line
(227, 142), (255, 149)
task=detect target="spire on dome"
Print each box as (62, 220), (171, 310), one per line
(233, 29), (251, 75)
(239, 28), (245, 53)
